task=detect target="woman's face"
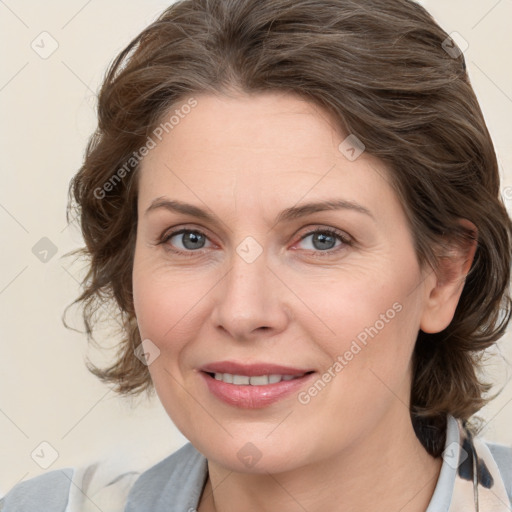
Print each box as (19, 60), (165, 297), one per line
(133, 91), (437, 473)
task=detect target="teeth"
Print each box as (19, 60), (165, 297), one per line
(233, 375), (250, 385)
(249, 375), (269, 386)
(212, 373), (304, 385)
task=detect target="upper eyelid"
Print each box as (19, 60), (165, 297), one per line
(161, 225), (215, 243)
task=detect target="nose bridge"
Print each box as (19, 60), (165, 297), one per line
(211, 237), (288, 339)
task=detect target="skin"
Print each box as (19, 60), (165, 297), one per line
(132, 91), (476, 512)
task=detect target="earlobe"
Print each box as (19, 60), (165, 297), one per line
(420, 220), (478, 334)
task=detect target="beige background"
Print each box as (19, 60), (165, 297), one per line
(1, 0), (511, 496)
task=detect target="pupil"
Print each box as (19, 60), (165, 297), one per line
(314, 232), (335, 250)
(183, 231), (204, 249)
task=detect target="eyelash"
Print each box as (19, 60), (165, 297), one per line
(158, 226), (353, 258)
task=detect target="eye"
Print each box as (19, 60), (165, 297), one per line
(160, 228), (213, 254)
(158, 226), (352, 257)
(294, 228), (351, 254)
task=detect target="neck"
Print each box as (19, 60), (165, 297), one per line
(198, 409), (442, 512)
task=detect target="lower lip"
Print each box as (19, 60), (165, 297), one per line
(200, 371), (316, 409)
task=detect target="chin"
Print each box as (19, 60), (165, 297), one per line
(190, 431), (317, 475)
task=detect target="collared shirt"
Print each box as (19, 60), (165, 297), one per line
(1, 415), (511, 511)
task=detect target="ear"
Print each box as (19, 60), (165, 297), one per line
(420, 219), (478, 334)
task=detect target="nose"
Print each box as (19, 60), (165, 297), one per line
(210, 247), (291, 342)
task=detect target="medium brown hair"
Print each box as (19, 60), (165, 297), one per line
(67, 0), (512, 456)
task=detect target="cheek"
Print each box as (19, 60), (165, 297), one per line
(132, 250), (197, 349)
(131, 262), (201, 413)
(303, 264), (422, 397)
(302, 273), (413, 352)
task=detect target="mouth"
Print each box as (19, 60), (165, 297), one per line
(198, 361), (316, 408)
(204, 371), (312, 385)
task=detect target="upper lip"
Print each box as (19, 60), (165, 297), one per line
(200, 361), (314, 376)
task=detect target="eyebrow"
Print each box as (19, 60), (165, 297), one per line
(144, 197), (374, 224)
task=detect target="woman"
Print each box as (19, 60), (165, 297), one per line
(2, 0), (511, 510)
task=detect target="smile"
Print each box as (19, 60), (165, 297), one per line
(198, 362), (316, 408)
(211, 373), (306, 385)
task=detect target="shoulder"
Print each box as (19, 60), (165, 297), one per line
(0, 443), (206, 512)
(454, 415), (512, 504)
(484, 440), (512, 502)
(125, 442), (208, 510)
(0, 468), (74, 511)
(0, 459), (140, 511)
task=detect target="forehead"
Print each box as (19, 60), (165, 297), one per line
(137, 92), (398, 220)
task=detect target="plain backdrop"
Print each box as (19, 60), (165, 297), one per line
(1, 0), (511, 496)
